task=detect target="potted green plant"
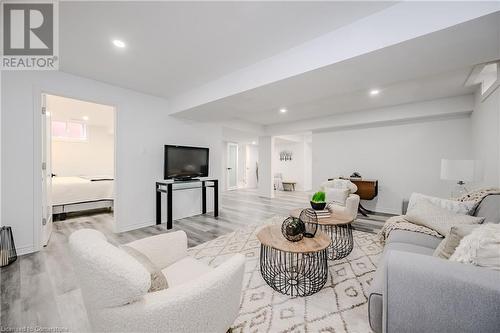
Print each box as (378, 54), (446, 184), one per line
(310, 191), (326, 210)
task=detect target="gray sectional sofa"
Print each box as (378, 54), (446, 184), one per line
(368, 194), (500, 333)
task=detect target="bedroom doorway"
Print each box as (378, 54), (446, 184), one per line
(41, 94), (116, 246)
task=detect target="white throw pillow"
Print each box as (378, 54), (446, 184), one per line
(405, 200), (484, 236)
(449, 223), (500, 270)
(326, 188), (349, 206)
(407, 192), (475, 215)
(321, 179), (357, 194)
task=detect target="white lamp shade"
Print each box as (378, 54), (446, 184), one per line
(440, 159), (478, 182)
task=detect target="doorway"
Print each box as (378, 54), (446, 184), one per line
(226, 142), (238, 190)
(40, 94), (116, 246)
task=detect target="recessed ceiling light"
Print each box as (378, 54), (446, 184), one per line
(82, 116), (89, 121)
(369, 89), (380, 96)
(252, 141), (257, 145)
(112, 39), (126, 48)
(280, 108), (287, 113)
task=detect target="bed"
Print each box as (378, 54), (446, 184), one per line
(52, 176), (114, 219)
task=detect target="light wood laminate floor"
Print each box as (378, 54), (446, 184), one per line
(0, 189), (387, 331)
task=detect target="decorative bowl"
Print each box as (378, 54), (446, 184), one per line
(310, 201), (326, 210)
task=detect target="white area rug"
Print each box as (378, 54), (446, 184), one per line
(187, 216), (383, 333)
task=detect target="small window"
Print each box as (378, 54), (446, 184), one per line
(52, 120), (88, 141)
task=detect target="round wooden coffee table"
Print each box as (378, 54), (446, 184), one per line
(256, 225), (330, 297)
(291, 209), (354, 260)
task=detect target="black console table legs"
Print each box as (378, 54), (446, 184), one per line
(156, 179), (218, 229)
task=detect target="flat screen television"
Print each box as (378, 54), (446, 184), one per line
(164, 145), (209, 180)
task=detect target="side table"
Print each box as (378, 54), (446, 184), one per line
(291, 209), (354, 260)
(256, 225), (330, 297)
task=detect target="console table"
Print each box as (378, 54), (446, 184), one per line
(155, 179), (218, 229)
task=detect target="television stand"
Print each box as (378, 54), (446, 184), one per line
(155, 179), (218, 229)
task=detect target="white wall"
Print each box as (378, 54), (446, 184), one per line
(312, 116), (473, 214)
(258, 136), (274, 198)
(52, 124), (114, 176)
(274, 140), (312, 191)
(471, 88), (500, 187)
(1, 71), (222, 255)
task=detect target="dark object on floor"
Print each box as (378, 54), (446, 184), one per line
(281, 217), (305, 242)
(300, 209), (318, 238)
(0, 226), (17, 267)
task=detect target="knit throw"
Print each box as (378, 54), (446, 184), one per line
(378, 187), (500, 244)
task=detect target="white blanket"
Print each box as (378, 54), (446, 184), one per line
(52, 176), (114, 206)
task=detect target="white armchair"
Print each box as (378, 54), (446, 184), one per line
(328, 194), (360, 221)
(320, 179), (360, 221)
(69, 229), (245, 333)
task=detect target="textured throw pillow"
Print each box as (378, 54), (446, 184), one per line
(121, 245), (168, 292)
(449, 223), (500, 270)
(407, 193), (475, 215)
(433, 225), (480, 259)
(326, 188), (349, 206)
(405, 200), (484, 236)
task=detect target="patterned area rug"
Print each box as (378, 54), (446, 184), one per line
(188, 216), (383, 333)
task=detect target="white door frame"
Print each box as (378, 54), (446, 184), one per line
(226, 142), (239, 190)
(41, 93), (53, 246)
(33, 89), (117, 251)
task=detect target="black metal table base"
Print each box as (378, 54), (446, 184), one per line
(259, 244), (328, 297)
(155, 179), (218, 229)
(318, 223), (354, 260)
(358, 203), (374, 217)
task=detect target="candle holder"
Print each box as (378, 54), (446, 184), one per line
(0, 226), (17, 267)
(299, 209), (318, 238)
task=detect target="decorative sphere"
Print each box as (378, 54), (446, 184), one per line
(281, 217), (305, 242)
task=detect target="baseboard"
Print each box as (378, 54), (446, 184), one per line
(115, 221), (154, 233)
(372, 207), (401, 215)
(16, 245), (36, 256)
(359, 203), (401, 216)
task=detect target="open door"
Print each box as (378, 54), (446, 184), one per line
(227, 143), (238, 190)
(41, 94), (53, 246)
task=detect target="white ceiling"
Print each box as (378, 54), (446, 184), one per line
(59, 1), (394, 98)
(174, 12), (500, 125)
(47, 95), (115, 127)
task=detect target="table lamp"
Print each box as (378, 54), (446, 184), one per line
(440, 159), (479, 197)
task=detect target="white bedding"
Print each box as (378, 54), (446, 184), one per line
(52, 176), (114, 206)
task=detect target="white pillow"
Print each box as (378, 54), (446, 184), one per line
(405, 200), (484, 236)
(326, 188), (349, 206)
(321, 179), (357, 194)
(450, 223), (500, 270)
(407, 192), (475, 215)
